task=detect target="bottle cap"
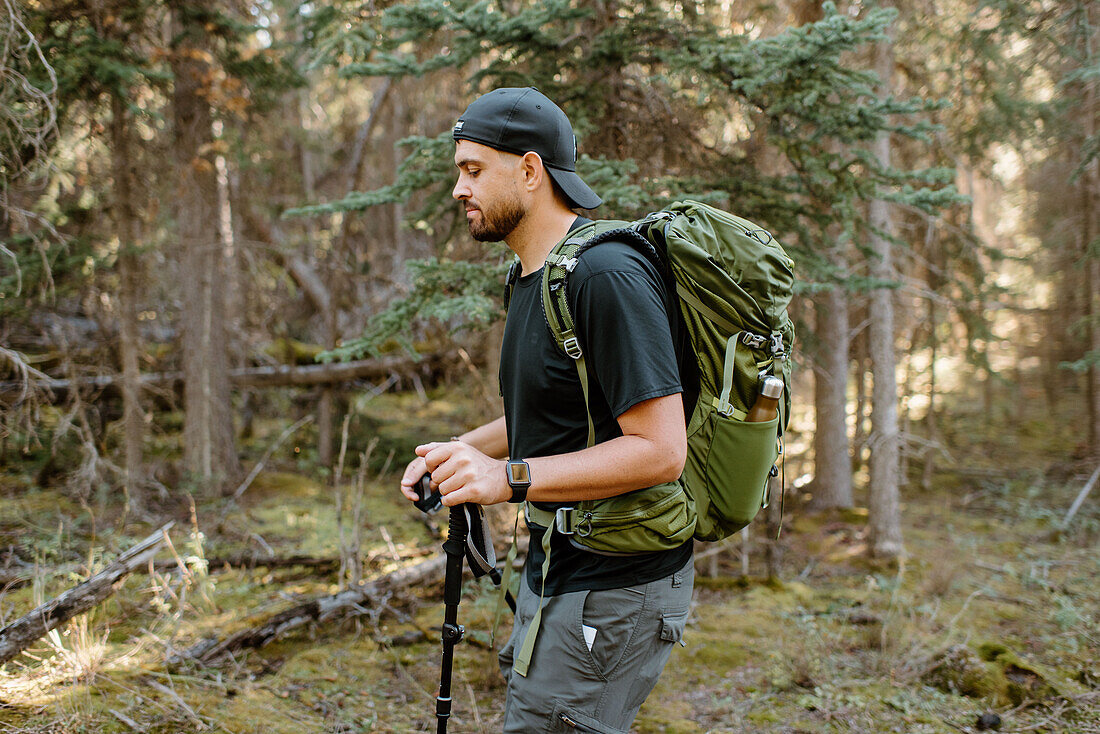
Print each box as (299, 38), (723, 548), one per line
(760, 376), (784, 399)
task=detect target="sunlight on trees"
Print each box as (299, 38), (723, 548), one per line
(1, 0), (1098, 730)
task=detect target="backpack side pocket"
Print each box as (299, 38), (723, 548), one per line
(684, 403), (779, 541)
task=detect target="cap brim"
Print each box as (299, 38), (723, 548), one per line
(546, 166), (602, 210)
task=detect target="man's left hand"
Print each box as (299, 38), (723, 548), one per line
(415, 441), (509, 506)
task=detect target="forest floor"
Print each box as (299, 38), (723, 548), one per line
(0, 385), (1097, 733)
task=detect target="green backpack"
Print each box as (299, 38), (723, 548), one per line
(516, 199), (795, 548)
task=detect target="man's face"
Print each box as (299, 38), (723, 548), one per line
(452, 140), (526, 242)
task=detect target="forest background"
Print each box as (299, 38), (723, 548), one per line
(0, 0), (1098, 732)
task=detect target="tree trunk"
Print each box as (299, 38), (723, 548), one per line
(1089, 257), (1100, 460)
(170, 1), (240, 491)
(867, 15), (904, 558)
(813, 284), (853, 508)
(109, 93), (146, 512)
(764, 473), (784, 580)
(852, 332), (869, 477)
(922, 292), (940, 490)
(1083, 8), (1100, 459)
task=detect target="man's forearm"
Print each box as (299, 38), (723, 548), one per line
(524, 433), (683, 503)
(456, 415), (509, 459)
(419, 393), (686, 507)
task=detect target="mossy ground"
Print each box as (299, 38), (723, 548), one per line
(1, 386), (1097, 733)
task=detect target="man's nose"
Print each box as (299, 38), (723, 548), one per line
(452, 177), (468, 201)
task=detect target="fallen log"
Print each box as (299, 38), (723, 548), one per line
(0, 353), (453, 405)
(173, 530), (530, 666)
(0, 523), (173, 666)
(174, 552), (449, 665)
(0, 552), (425, 591)
(157, 553), (343, 574)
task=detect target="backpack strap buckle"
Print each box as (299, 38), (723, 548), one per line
(769, 332), (786, 360)
(562, 336), (583, 359)
(555, 506), (576, 535)
(740, 332), (767, 349)
(635, 210), (675, 229)
(546, 253), (579, 272)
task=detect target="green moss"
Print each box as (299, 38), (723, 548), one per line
(684, 634), (752, 670)
(694, 575), (754, 590)
(975, 642), (1089, 704)
(922, 645), (1009, 702)
(747, 709), (784, 724)
(247, 470), (324, 498)
(635, 699), (700, 733)
(263, 338), (324, 365)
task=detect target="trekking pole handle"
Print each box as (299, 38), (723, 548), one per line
(413, 472), (443, 514)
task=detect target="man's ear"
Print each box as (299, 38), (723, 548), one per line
(518, 151), (545, 193)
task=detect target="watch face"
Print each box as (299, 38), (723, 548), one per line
(508, 462), (530, 485)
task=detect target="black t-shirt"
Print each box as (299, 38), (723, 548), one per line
(500, 218), (694, 595)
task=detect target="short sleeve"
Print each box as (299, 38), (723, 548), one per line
(569, 245), (682, 418)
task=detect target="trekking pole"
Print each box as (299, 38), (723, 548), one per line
(411, 473), (515, 733)
(435, 500), (468, 734)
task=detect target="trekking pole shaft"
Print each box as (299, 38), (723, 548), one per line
(435, 505), (468, 734)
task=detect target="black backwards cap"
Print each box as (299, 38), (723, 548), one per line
(452, 87), (602, 210)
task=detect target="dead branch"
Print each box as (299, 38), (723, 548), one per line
(1063, 464), (1100, 527)
(0, 523), (173, 666)
(229, 414), (315, 502)
(169, 554), (344, 573)
(0, 352), (455, 405)
(172, 551), (449, 665)
(173, 529), (526, 666)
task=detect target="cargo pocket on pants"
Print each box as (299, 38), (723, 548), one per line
(549, 702), (628, 734)
(660, 607), (688, 645)
(580, 586), (646, 678)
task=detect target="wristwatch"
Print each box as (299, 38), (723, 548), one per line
(505, 460), (532, 503)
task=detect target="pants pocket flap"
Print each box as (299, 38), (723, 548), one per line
(660, 608), (689, 643)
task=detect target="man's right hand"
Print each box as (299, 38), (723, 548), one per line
(399, 455), (434, 502)
(398, 416), (508, 503)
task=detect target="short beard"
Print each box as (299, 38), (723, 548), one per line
(468, 193), (525, 242)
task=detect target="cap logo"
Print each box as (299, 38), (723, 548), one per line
(453, 120), (464, 133)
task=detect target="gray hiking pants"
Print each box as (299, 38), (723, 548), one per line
(497, 558), (694, 733)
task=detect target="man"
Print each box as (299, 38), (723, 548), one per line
(400, 87), (694, 733)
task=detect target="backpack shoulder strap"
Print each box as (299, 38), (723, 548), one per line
(540, 219), (670, 447)
(541, 222), (600, 446)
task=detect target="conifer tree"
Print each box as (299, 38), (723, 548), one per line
(965, 0), (1100, 457)
(297, 1), (956, 364)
